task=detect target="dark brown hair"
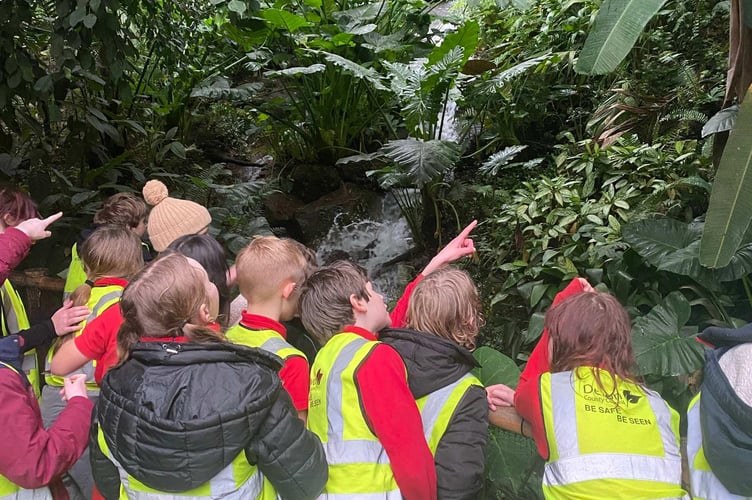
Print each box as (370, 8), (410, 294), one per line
(116, 253), (225, 363)
(299, 260), (369, 344)
(546, 292), (637, 396)
(0, 186), (38, 226)
(93, 192), (147, 229)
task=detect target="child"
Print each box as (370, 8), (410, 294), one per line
(225, 236), (314, 419)
(299, 260), (437, 500)
(0, 186), (90, 398)
(380, 267), (488, 500)
(687, 323), (752, 499)
(166, 234), (231, 327)
(64, 192), (149, 299)
(142, 179), (211, 252)
(90, 253), (327, 499)
(44, 225), (143, 500)
(514, 286), (686, 499)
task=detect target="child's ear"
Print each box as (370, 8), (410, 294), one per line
(198, 303), (214, 325)
(350, 294), (368, 313)
(282, 280), (297, 300)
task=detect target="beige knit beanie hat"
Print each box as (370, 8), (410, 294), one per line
(142, 179), (212, 252)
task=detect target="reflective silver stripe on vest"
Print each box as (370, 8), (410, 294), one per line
(420, 373), (473, 446)
(0, 485), (53, 499)
(324, 336), (391, 466)
(544, 371), (682, 488)
(259, 336), (295, 359)
(107, 450), (263, 499)
(686, 398), (747, 500)
(1, 285), (21, 333)
(319, 491), (403, 500)
(87, 289), (123, 323)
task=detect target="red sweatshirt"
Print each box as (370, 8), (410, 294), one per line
(0, 367), (93, 499)
(390, 274), (423, 328)
(514, 278), (588, 459)
(74, 302), (123, 385)
(342, 325), (437, 500)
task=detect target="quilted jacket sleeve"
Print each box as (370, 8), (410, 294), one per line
(248, 391), (327, 500)
(89, 416), (121, 500)
(433, 385), (489, 500)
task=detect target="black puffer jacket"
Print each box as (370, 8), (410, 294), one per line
(380, 328), (488, 500)
(697, 324), (752, 496)
(91, 341), (327, 500)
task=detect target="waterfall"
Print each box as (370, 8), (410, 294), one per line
(314, 193), (415, 303)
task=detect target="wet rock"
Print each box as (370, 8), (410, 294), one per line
(289, 163), (342, 203)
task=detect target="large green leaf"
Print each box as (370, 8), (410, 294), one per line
(259, 8), (309, 32)
(427, 20), (479, 67)
(485, 428), (543, 498)
(305, 50), (387, 90)
(379, 139), (461, 187)
(701, 85), (752, 268)
(471, 346), (521, 389)
(632, 292), (704, 377)
(575, 0), (667, 75)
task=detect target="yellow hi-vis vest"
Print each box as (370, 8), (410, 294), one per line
(0, 361), (53, 500)
(62, 243), (86, 301)
(96, 427), (266, 499)
(687, 394), (751, 500)
(540, 368), (688, 500)
(416, 373), (483, 453)
(226, 325), (307, 363)
(308, 332), (401, 500)
(45, 284), (124, 389)
(0, 281), (40, 399)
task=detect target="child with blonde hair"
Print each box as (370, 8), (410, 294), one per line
(44, 225), (144, 500)
(225, 236), (314, 420)
(90, 253), (327, 499)
(381, 267), (488, 500)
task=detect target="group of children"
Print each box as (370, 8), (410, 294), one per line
(0, 181), (750, 500)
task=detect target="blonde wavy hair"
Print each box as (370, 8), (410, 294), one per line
(405, 267), (483, 351)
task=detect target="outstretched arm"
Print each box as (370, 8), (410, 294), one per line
(391, 220), (477, 328)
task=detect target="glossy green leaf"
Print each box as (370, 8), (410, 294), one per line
(471, 346), (520, 388)
(701, 85), (752, 268)
(427, 21), (479, 67)
(260, 8), (308, 32)
(632, 292), (704, 377)
(379, 139), (461, 187)
(701, 105), (739, 137)
(576, 0), (667, 75)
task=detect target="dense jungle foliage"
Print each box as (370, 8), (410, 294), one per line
(3, 0), (752, 497)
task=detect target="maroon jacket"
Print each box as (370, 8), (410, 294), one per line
(0, 366), (93, 499)
(0, 227), (32, 282)
(0, 227), (94, 499)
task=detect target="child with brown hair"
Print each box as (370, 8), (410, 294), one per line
(44, 225), (144, 500)
(64, 192), (149, 299)
(380, 267), (488, 500)
(514, 285), (686, 499)
(225, 236), (314, 420)
(300, 260), (437, 500)
(90, 253), (327, 499)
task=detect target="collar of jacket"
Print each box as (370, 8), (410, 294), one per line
(379, 327), (480, 399)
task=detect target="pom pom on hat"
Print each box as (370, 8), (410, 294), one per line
(143, 179), (212, 252)
(143, 180), (169, 206)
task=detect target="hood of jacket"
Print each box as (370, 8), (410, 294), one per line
(379, 328), (479, 399)
(96, 341), (284, 493)
(698, 324), (752, 495)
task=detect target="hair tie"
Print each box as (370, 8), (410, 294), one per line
(85, 279), (95, 287)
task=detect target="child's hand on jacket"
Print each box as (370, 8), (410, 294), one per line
(61, 374), (88, 401)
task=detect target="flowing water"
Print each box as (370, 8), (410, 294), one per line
(314, 193), (415, 303)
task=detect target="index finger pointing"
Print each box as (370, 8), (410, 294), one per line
(42, 212), (63, 226)
(457, 220), (478, 240)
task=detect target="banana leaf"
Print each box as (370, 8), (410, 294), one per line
(576, 0), (667, 75)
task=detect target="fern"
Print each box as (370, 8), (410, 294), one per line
(480, 145), (528, 176)
(491, 53), (552, 90)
